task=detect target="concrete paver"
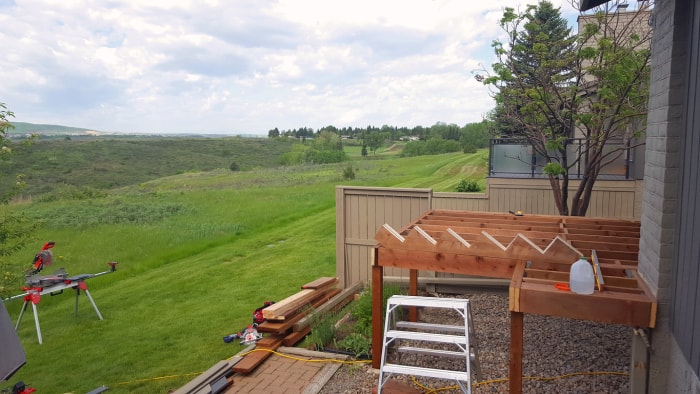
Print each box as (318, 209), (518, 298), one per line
(226, 347), (348, 394)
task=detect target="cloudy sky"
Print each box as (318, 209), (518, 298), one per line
(0, 0), (580, 135)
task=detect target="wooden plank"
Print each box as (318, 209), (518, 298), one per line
(282, 326), (310, 346)
(292, 283), (362, 332)
(231, 336), (284, 375)
(258, 289), (341, 335)
(301, 277), (338, 289)
(509, 260), (526, 312)
(518, 282), (655, 327)
(258, 288), (343, 334)
(377, 248), (516, 279)
(263, 287), (337, 321)
(372, 379), (423, 394)
(371, 264), (383, 370)
(509, 311), (524, 394)
(231, 351), (271, 375)
(256, 308), (308, 335)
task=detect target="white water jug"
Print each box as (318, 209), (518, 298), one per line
(569, 256), (595, 295)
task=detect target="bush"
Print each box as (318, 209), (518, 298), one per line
(350, 284), (404, 337)
(307, 309), (338, 351)
(456, 179), (481, 192)
(342, 166), (355, 180)
(229, 162), (240, 171)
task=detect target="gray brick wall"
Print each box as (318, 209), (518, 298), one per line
(639, 0), (682, 305)
(639, 0), (700, 392)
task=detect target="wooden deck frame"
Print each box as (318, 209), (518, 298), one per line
(371, 209), (656, 394)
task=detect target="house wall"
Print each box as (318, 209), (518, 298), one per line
(638, 0), (700, 392)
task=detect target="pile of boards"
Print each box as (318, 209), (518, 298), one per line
(173, 277), (361, 394)
(233, 277), (361, 374)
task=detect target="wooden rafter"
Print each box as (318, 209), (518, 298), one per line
(372, 209), (655, 326)
(371, 209), (656, 394)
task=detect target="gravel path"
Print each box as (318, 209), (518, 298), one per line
(319, 290), (631, 393)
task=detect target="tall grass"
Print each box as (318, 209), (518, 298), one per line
(2, 150), (487, 393)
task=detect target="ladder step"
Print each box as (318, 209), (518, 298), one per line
(382, 363), (470, 381)
(395, 321), (467, 334)
(397, 346), (470, 359)
(388, 295), (469, 309)
(386, 330), (467, 345)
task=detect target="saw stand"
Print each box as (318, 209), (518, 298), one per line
(15, 280), (104, 344)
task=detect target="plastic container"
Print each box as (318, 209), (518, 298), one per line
(569, 256), (595, 295)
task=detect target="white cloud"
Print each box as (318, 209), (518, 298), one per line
(0, 0), (580, 134)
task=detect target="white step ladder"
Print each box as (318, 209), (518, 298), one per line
(378, 295), (481, 394)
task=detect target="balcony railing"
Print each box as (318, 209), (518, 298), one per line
(488, 138), (636, 180)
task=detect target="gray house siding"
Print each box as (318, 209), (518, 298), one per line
(670, 0), (700, 380)
(639, 0), (700, 392)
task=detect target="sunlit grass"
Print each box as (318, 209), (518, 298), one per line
(3, 149), (487, 393)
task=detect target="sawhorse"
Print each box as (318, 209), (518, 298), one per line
(15, 280), (104, 344)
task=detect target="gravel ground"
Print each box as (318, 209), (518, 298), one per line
(319, 290), (631, 394)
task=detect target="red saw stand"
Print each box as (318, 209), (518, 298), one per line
(11, 262), (118, 344)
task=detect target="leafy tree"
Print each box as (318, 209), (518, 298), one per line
(365, 132), (384, 155)
(0, 102), (38, 297)
(267, 128), (280, 138)
(482, 1), (651, 216)
(460, 120), (491, 152)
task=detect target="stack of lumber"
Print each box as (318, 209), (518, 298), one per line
(231, 277), (362, 375)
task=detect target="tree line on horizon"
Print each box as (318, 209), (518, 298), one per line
(269, 120), (492, 164)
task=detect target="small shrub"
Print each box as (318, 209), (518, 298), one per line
(307, 310), (338, 351)
(456, 179), (480, 192)
(342, 166), (356, 180)
(229, 162), (240, 171)
(336, 332), (371, 358)
(350, 284), (404, 337)
(463, 143), (477, 154)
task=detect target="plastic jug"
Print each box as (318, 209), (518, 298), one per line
(569, 256), (595, 295)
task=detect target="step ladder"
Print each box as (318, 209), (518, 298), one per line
(378, 295), (481, 394)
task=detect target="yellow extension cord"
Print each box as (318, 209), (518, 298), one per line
(116, 347), (629, 391)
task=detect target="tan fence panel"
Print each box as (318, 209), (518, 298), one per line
(432, 192), (489, 211)
(335, 186), (431, 287)
(336, 180), (643, 288)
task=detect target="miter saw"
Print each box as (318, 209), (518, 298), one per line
(2, 242), (119, 344)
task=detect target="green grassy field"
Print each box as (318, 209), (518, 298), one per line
(0, 137), (295, 197)
(2, 146), (487, 393)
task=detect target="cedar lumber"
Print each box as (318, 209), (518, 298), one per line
(510, 311), (524, 394)
(266, 286), (339, 321)
(301, 277), (338, 289)
(262, 289), (316, 320)
(263, 285), (339, 321)
(292, 282), (363, 332)
(231, 336), (284, 374)
(283, 325), (311, 346)
(257, 288), (342, 334)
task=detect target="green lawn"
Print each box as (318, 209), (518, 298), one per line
(2, 149), (487, 393)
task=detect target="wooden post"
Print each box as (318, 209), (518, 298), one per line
(371, 255), (384, 369)
(510, 311), (523, 394)
(409, 269), (418, 322)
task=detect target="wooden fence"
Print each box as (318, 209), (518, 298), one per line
(335, 178), (643, 288)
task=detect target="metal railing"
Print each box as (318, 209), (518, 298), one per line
(488, 138), (635, 179)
